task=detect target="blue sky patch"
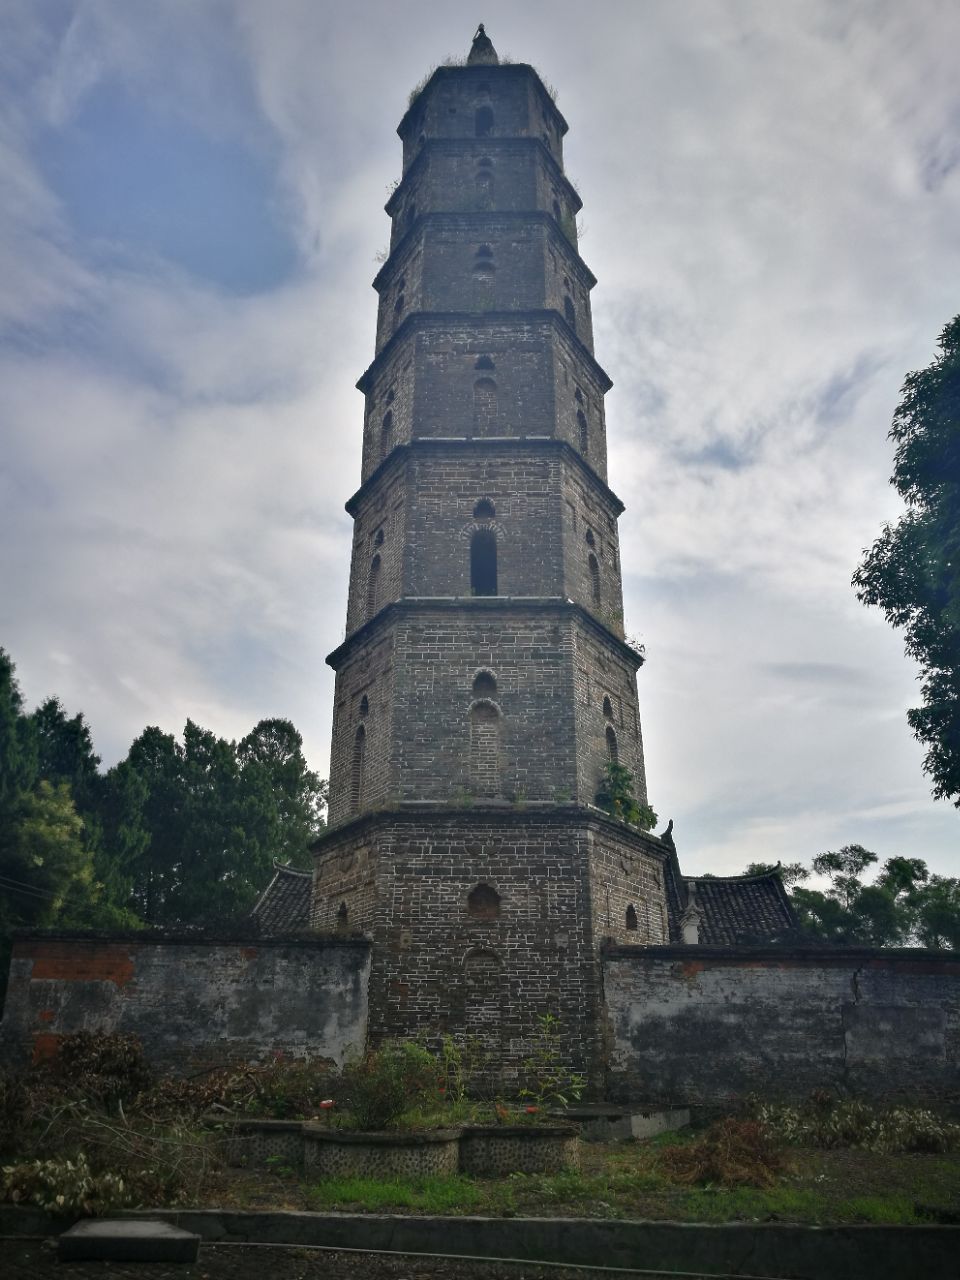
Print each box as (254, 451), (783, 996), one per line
(38, 78), (297, 295)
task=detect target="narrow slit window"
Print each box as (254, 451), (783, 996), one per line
(471, 529), (498, 596)
(605, 724), (619, 764)
(469, 703), (502, 796)
(625, 904), (638, 931)
(351, 726), (366, 813)
(366, 554), (382, 617)
(475, 106), (494, 137)
(473, 377), (498, 433)
(588, 552), (601, 605)
(564, 296), (576, 330)
(380, 410), (393, 458)
(577, 408), (588, 454)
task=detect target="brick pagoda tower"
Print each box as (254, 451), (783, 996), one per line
(312, 27), (670, 1087)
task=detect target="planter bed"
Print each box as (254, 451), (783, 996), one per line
(459, 1124), (580, 1176)
(216, 1117), (581, 1176)
(304, 1126), (462, 1178)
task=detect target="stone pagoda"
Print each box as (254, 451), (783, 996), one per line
(311, 26), (671, 1085)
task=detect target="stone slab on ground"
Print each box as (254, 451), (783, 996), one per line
(58, 1218), (201, 1263)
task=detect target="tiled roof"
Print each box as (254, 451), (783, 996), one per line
(664, 852), (796, 945)
(250, 863), (312, 935)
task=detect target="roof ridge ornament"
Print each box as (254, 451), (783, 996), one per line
(468, 23), (499, 66)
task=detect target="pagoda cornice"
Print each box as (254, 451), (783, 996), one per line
(343, 436), (625, 519)
(372, 209), (596, 292)
(356, 308), (611, 395)
(384, 137), (583, 218)
(325, 595), (644, 674)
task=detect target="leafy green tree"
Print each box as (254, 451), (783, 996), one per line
(756, 844), (958, 949)
(0, 649), (38, 803)
(853, 315), (960, 805)
(0, 781), (96, 929)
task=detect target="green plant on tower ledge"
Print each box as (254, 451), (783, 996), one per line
(595, 762), (657, 832)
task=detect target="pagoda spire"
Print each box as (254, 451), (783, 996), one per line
(467, 23), (499, 65)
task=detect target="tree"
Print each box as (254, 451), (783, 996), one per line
(853, 315), (960, 805)
(754, 844), (959, 949)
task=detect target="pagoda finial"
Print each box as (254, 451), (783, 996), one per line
(468, 23), (499, 66)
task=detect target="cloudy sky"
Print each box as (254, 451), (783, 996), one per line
(2, 0), (958, 877)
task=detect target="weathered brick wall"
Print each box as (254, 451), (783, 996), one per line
(588, 829), (668, 947)
(390, 604), (578, 803)
(399, 65), (566, 175)
(0, 933), (371, 1075)
(344, 463), (407, 634)
(313, 807), (637, 1087)
(328, 627), (395, 827)
(603, 946), (960, 1106)
(573, 620), (646, 806)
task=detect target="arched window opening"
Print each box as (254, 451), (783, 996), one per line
(473, 377), (498, 433)
(393, 293), (405, 323)
(374, 527), (385, 547)
(602, 695), (613, 721)
(468, 882), (501, 920)
(577, 408), (588, 454)
(386, 388), (395, 405)
(552, 198), (561, 221)
(366, 554), (382, 618)
(588, 552), (601, 605)
(351, 726), (366, 813)
(476, 244), (493, 258)
(564, 295), (576, 330)
(473, 498), (496, 519)
(563, 276), (571, 290)
(475, 105), (494, 137)
(605, 724), (619, 764)
(337, 901), (349, 931)
(475, 354), (495, 370)
(585, 528), (595, 547)
(472, 670), (497, 699)
(625, 904), (638, 932)
(574, 387), (584, 404)
(380, 410), (393, 458)
(359, 694), (369, 718)
(470, 529), (498, 596)
(469, 702), (502, 797)
(473, 258), (496, 280)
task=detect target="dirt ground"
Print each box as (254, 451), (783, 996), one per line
(4, 1238), (718, 1280)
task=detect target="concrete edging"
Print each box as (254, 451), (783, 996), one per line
(2, 1206), (959, 1280)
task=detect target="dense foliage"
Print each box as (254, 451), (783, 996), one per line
(746, 844), (960, 948)
(853, 315), (960, 806)
(0, 647), (327, 1004)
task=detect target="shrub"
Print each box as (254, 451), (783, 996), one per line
(43, 1031), (152, 1109)
(0, 1073), (31, 1157)
(518, 1013), (586, 1110)
(658, 1118), (786, 1188)
(758, 1098), (960, 1154)
(338, 1042), (436, 1130)
(2, 1153), (137, 1215)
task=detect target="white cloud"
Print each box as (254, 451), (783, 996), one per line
(1, 0), (957, 874)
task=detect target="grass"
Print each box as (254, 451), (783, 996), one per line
(206, 1130), (960, 1226)
(306, 1174), (485, 1213)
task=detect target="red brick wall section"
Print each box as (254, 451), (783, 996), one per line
(0, 935), (371, 1076)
